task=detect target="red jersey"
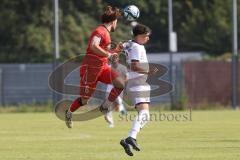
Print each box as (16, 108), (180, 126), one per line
(79, 26), (119, 99)
(82, 25), (111, 66)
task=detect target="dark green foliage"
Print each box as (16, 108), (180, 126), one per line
(0, 0), (239, 62)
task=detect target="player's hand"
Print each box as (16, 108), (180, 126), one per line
(111, 52), (119, 61)
(109, 52), (119, 62)
(114, 42), (124, 53)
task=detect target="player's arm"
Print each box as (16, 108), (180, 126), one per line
(90, 36), (111, 57)
(131, 60), (158, 75)
(110, 42), (123, 53)
(130, 59), (149, 74)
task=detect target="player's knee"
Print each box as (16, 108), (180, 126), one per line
(113, 78), (125, 89)
(118, 81), (125, 89)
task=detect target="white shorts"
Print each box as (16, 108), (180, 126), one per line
(126, 75), (150, 105)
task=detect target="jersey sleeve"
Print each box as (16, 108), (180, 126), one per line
(128, 45), (141, 61)
(91, 36), (101, 46)
(94, 29), (104, 39)
(93, 28), (110, 51)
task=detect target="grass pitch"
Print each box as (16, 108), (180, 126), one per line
(0, 110), (240, 160)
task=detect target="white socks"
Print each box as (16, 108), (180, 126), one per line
(117, 97), (126, 112)
(105, 111), (114, 127)
(128, 109), (150, 139)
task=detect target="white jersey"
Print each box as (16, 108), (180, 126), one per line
(123, 40), (150, 105)
(123, 40), (149, 79)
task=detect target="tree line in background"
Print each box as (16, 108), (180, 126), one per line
(0, 0), (239, 63)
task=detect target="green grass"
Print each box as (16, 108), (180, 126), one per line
(0, 110), (240, 160)
(0, 104), (52, 113)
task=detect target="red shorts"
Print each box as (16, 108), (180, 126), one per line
(79, 64), (118, 99)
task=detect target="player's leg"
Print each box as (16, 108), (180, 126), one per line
(65, 80), (97, 128)
(104, 90), (126, 127)
(98, 66), (125, 112)
(105, 84), (126, 112)
(120, 103), (150, 154)
(116, 94), (127, 115)
(120, 78), (150, 155)
(65, 63), (102, 128)
(126, 103), (150, 150)
(102, 76), (124, 110)
(104, 84), (115, 127)
(104, 110), (114, 128)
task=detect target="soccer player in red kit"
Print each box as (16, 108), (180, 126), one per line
(65, 6), (125, 128)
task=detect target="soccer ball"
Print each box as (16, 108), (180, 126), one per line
(123, 5), (140, 21)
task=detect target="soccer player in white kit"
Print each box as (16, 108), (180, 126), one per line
(120, 24), (158, 156)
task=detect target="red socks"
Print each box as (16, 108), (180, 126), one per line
(70, 97), (83, 112)
(70, 88), (122, 112)
(108, 87), (123, 102)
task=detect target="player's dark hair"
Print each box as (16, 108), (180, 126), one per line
(132, 24), (151, 37)
(101, 6), (122, 23)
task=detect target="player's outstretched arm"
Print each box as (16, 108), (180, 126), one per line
(111, 42), (124, 53)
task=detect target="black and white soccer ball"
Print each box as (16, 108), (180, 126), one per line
(123, 5), (140, 21)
